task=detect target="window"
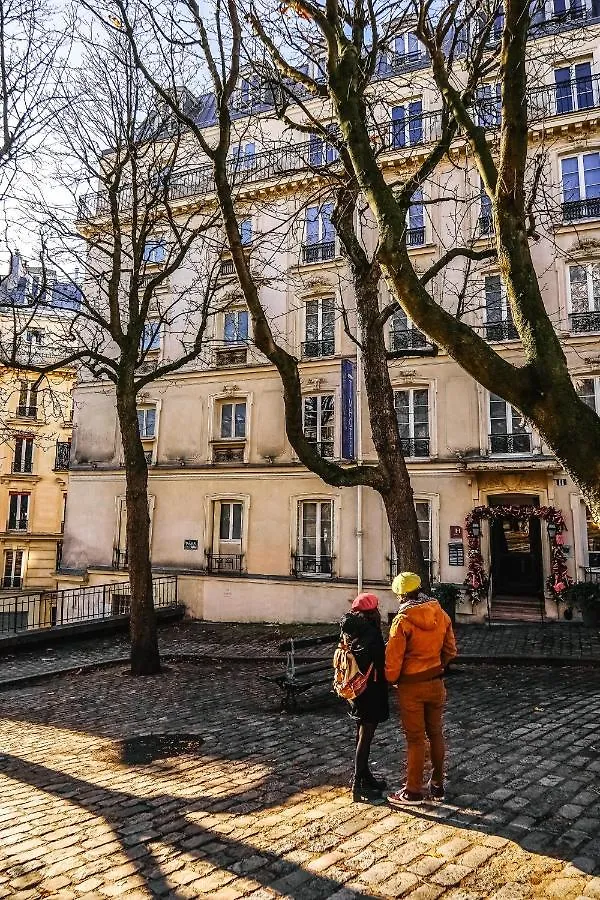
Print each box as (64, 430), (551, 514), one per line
(389, 309), (428, 352)
(576, 376), (600, 411)
(552, 0), (587, 19)
(2, 550), (24, 590)
(554, 62), (594, 114)
(586, 506), (600, 567)
(303, 203), (335, 262)
(308, 127), (338, 166)
(8, 493), (29, 531)
(220, 401), (246, 439)
(233, 142), (256, 170)
(485, 274), (518, 340)
(26, 328), (43, 346)
(141, 320), (161, 352)
(394, 389), (430, 457)
(296, 500), (333, 575)
(13, 437), (34, 474)
(489, 394), (532, 453)
(143, 240), (166, 264)
(407, 189), (425, 245)
(392, 31), (422, 66)
(476, 83), (501, 128)
(137, 406), (156, 439)
(303, 395), (335, 458)
(391, 100), (423, 149)
(240, 218), (252, 246)
(224, 308), (249, 344)
(567, 264), (600, 331)
(303, 297), (335, 357)
(390, 500), (431, 575)
(219, 502), (243, 541)
(479, 180), (494, 235)
(17, 380), (37, 418)
(561, 153), (600, 219)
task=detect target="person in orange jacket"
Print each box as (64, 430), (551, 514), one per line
(385, 572), (458, 805)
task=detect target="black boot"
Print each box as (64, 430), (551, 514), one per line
(363, 768), (387, 791)
(352, 776), (383, 803)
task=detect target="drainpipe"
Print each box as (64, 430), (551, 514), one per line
(356, 322), (363, 594)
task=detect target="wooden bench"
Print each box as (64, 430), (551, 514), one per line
(264, 632), (339, 712)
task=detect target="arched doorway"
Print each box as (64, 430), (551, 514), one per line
(488, 494), (544, 601)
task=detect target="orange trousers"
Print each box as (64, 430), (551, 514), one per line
(397, 678), (446, 793)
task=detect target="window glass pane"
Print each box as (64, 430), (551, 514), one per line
(485, 275), (503, 322)
(221, 403), (233, 438)
(232, 503), (242, 540)
(320, 502), (332, 556)
(511, 406), (527, 433)
(240, 219), (252, 245)
(309, 134), (323, 166)
(321, 298), (335, 338)
(409, 189), (424, 229)
(224, 312), (236, 342)
(408, 100), (423, 144)
(321, 203), (334, 242)
(554, 67), (574, 114)
(391, 309), (408, 332)
(301, 502), (317, 556)
(584, 153), (600, 199)
(392, 105), (406, 148)
(219, 503), (231, 540)
(577, 378), (596, 410)
(413, 390), (429, 438)
(234, 402), (246, 438)
(305, 299), (319, 340)
(490, 394), (508, 433)
(586, 506), (600, 559)
(415, 500), (431, 561)
(575, 62), (593, 109)
(394, 391), (410, 438)
(145, 408), (156, 437)
(305, 207), (319, 244)
(304, 396), (318, 440)
(238, 310), (249, 340)
(592, 266), (600, 310)
(570, 265), (590, 313)
(561, 157), (580, 202)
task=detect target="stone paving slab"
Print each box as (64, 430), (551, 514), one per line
(0, 659), (599, 899)
(0, 620), (599, 689)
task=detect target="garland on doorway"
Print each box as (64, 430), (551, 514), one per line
(464, 504), (573, 603)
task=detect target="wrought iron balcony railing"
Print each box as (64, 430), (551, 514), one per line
(301, 241), (336, 264)
(54, 441), (71, 471)
(206, 552), (244, 574)
(389, 557), (432, 581)
(219, 258), (236, 277)
(301, 338), (335, 358)
(570, 311), (600, 333)
(2, 575), (22, 589)
(7, 516), (29, 532)
(215, 347), (248, 367)
(306, 439), (335, 459)
(387, 50), (429, 74)
(389, 328), (431, 353)
(292, 554), (334, 577)
(16, 405), (37, 419)
(489, 432), (532, 454)
(584, 566), (600, 582)
(212, 443), (245, 464)
(407, 226), (426, 246)
(112, 547), (128, 570)
(485, 319), (519, 341)
(562, 198), (600, 222)
(479, 214), (494, 236)
(400, 438), (430, 458)
(588, 550), (600, 568)
(529, 73), (600, 120)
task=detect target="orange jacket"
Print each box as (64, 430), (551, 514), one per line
(385, 598), (458, 684)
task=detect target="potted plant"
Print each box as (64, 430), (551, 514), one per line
(431, 583), (461, 625)
(561, 581), (600, 628)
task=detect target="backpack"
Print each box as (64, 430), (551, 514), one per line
(332, 636), (374, 700)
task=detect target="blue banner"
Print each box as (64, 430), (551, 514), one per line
(341, 358), (356, 461)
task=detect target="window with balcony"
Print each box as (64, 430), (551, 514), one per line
(308, 128), (338, 166)
(207, 500), (244, 573)
(389, 309), (429, 353)
(13, 437), (34, 474)
(2, 549), (23, 589)
(390, 31), (424, 70)
(476, 82), (501, 128)
(390, 500), (431, 578)
(391, 100), (423, 149)
(294, 500), (333, 576)
(8, 493), (29, 531)
(137, 406), (156, 439)
(303, 297), (335, 357)
(567, 263), (600, 332)
(561, 153), (600, 221)
(554, 62), (594, 114)
(216, 308), (249, 366)
(407, 189), (425, 246)
(141, 320), (161, 353)
(233, 142), (256, 171)
(17, 380), (37, 418)
(213, 400), (247, 463)
(303, 394), (335, 458)
(479, 180), (494, 236)
(394, 388), (430, 457)
(303, 203), (335, 263)
(489, 394), (532, 454)
(552, 0), (588, 20)
(485, 274), (518, 341)
(143, 240), (166, 264)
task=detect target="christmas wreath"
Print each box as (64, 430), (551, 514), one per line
(464, 504), (573, 602)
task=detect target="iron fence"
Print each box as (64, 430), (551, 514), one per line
(489, 432), (533, 454)
(0, 575), (178, 636)
(206, 553), (244, 574)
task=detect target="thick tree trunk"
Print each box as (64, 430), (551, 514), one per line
(116, 385), (160, 676)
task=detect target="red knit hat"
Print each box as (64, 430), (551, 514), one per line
(351, 592), (379, 612)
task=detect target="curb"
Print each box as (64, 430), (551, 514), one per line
(1, 650), (599, 691)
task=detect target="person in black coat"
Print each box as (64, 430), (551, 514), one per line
(340, 592), (390, 803)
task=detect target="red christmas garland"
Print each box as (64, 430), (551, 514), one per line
(464, 505), (573, 602)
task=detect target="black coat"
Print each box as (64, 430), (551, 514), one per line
(339, 612), (390, 724)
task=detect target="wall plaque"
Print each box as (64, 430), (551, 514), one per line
(450, 525), (463, 539)
(183, 539), (199, 551)
(448, 542), (465, 566)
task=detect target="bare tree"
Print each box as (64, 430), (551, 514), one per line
(0, 20), (222, 674)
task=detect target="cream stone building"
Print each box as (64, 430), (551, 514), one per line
(60, 5), (600, 624)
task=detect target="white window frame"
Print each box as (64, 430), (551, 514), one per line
(2, 549), (24, 589)
(13, 437), (34, 474)
(393, 387), (431, 458)
(219, 400), (247, 440)
(304, 297), (335, 353)
(219, 501), (243, 542)
(567, 262), (600, 314)
(561, 152), (600, 202)
(575, 374), (600, 412)
(296, 498), (334, 577)
(303, 393), (336, 458)
(141, 320), (161, 353)
(137, 405), (157, 440)
(223, 308), (249, 345)
(390, 497), (434, 576)
(8, 493), (30, 531)
(488, 393), (535, 454)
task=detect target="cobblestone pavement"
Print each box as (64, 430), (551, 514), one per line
(0, 660), (599, 899)
(1, 620), (599, 688)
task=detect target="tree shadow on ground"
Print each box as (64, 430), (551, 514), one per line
(0, 659), (599, 897)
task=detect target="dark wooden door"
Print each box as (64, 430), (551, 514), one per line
(491, 515), (543, 596)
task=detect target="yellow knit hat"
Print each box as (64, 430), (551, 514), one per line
(391, 572), (421, 596)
